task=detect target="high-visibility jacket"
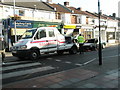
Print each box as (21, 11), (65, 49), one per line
(77, 36), (85, 43)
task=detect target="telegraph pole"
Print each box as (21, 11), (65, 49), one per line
(98, 0), (102, 65)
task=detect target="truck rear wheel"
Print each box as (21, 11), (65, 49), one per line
(69, 46), (78, 54)
(30, 50), (40, 60)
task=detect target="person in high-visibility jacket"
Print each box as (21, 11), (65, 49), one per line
(77, 34), (85, 54)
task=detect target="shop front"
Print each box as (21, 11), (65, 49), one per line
(106, 27), (116, 43)
(94, 26), (107, 43)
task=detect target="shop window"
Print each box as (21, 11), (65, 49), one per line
(107, 32), (115, 40)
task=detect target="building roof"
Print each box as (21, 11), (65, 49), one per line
(46, 3), (71, 13)
(67, 7), (88, 15)
(1, 0), (54, 11)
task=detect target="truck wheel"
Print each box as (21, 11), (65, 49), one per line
(57, 50), (64, 55)
(69, 46), (77, 54)
(30, 50), (39, 60)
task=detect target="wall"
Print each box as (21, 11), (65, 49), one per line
(62, 13), (71, 24)
(81, 15), (86, 25)
(1, 4), (56, 21)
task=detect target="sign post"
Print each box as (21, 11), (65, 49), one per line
(98, 0), (102, 65)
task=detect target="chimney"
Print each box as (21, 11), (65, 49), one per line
(112, 13), (116, 18)
(47, 0), (52, 3)
(64, 1), (69, 7)
(77, 7), (82, 11)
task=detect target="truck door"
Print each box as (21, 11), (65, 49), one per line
(47, 28), (57, 52)
(34, 29), (49, 53)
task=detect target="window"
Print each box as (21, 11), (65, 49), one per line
(86, 17), (89, 24)
(48, 30), (55, 37)
(22, 29), (37, 39)
(34, 29), (46, 40)
(58, 13), (61, 19)
(78, 18), (81, 24)
(40, 30), (46, 38)
(19, 10), (25, 16)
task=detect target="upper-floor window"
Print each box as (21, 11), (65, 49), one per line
(78, 18), (81, 24)
(86, 17), (89, 24)
(19, 10), (25, 16)
(56, 13), (61, 19)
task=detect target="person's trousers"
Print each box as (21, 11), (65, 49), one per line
(79, 43), (84, 54)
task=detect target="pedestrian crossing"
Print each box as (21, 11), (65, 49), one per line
(2, 59), (55, 85)
(2, 55), (97, 86)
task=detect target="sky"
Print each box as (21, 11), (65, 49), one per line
(41, 0), (120, 17)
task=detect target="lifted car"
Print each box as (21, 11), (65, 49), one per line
(83, 38), (106, 51)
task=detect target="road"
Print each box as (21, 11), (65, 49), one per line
(2, 44), (119, 86)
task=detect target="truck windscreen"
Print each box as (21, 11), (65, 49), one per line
(21, 29), (37, 39)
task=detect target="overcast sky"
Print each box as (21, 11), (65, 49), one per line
(42, 0), (119, 17)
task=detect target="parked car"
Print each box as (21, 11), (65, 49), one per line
(83, 38), (106, 51)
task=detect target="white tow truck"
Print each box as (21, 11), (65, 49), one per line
(11, 27), (78, 60)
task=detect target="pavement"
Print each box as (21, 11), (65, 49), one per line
(1, 43), (120, 89)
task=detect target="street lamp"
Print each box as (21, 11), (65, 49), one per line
(98, 0), (102, 65)
(13, 0), (17, 43)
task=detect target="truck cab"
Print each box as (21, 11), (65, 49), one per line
(11, 27), (78, 60)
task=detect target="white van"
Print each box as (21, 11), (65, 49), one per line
(11, 27), (78, 60)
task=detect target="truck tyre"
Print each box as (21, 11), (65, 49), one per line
(30, 50), (39, 60)
(57, 50), (64, 55)
(69, 46), (77, 54)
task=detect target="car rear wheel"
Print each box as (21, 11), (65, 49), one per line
(69, 46), (78, 54)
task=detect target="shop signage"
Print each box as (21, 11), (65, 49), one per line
(63, 25), (76, 29)
(10, 20), (33, 28)
(33, 21), (61, 29)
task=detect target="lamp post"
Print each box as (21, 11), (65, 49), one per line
(98, 0), (102, 65)
(13, 0), (17, 43)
